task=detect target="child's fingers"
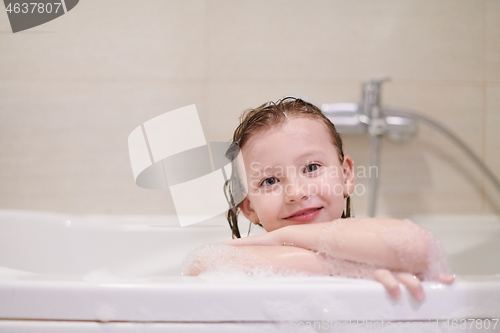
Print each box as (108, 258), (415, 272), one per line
(373, 269), (401, 300)
(395, 272), (425, 301)
(437, 272), (455, 285)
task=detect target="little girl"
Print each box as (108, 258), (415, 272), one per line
(182, 97), (454, 301)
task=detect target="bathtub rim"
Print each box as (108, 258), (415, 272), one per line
(1, 273), (500, 323)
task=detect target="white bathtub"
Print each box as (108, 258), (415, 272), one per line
(1, 210), (499, 333)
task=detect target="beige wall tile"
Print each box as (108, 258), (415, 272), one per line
(208, 0), (484, 82)
(0, 0), (206, 80)
(379, 84), (486, 216)
(486, 0), (500, 82)
(384, 83), (484, 156)
(347, 125), (485, 218)
(378, 131), (485, 217)
(0, 79), (207, 214)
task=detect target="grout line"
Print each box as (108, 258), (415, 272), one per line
(481, 83), (487, 211)
(481, 0), (487, 211)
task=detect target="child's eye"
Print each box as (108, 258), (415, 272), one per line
(304, 163), (320, 173)
(260, 177), (278, 186)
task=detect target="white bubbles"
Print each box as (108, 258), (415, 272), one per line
(315, 219), (376, 280)
(420, 229), (453, 281)
(180, 244), (235, 276)
(180, 243), (318, 278)
(180, 243), (271, 277)
(321, 256), (377, 280)
(374, 218), (452, 280)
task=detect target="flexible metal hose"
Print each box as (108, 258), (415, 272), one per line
(382, 107), (500, 196)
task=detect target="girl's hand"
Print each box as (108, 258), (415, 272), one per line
(374, 269), (455, 301)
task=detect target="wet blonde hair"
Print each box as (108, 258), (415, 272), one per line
(224, 97), (352, 238)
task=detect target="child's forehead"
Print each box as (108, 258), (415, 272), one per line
(240, 117), (339, 163)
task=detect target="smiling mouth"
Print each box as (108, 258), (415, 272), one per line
(285, 207), (322, 219)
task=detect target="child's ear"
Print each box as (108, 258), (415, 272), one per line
(342, 155), (355, 197)
(239, 197), (260, 224)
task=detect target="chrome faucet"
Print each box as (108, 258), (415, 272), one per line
(321, 78), (500, 217)
(361, 77), (389, 135)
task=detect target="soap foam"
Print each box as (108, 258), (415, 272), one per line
(421, 227), (453, 280)
(180, 243), (318, 279)
(316, 219), (377, 280)
(372, 218), (452, 280)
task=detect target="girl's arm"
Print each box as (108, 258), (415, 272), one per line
(223, 218), (430, 274)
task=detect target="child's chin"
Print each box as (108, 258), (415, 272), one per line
(311, 214), (341, 224)
(286, 218), (325, 226)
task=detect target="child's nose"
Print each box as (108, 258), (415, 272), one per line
(283, 178), (310, 203)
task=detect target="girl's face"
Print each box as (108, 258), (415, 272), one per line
(239, 116), (355, 232)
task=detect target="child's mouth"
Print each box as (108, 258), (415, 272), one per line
(284, 207), (322, 222)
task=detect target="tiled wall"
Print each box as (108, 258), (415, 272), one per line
(0, 0), (498, 217)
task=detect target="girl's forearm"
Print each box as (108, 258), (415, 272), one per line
(274, 218), (430, 273)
